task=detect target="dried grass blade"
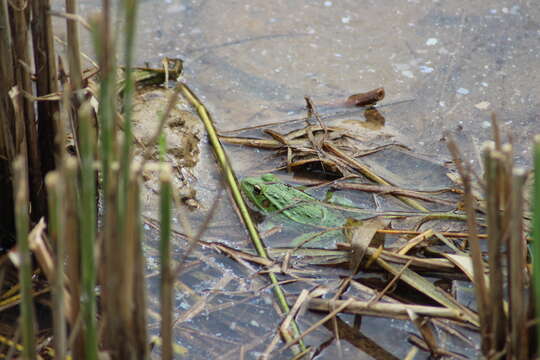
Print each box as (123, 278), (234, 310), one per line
(407, 310), (438, 355)
(324, 142), (429, 211)
(346, 217), (389, 273)
(366, 247), (478, 325)
(397, 229), (433, 255)
(282, 298), (355, 351)
(307, 298), (462, 320)
(447, 138), (488, 330)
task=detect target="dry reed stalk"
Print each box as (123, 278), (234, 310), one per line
(0, 0), (16, 163)
(509, 168), (528, 359)
(11, 0), (45, 222)
(115, 163), (149, 357)
(131, 168), (149, 357)
(30, 0), (58, 178)
(307, 298), (462, 320)
(323, 142), (429, 211)
(447, 139), (490, 347)
(66, 0), (83, 147)
(483, 144), (507, 351)
(65, 0), (83, 91)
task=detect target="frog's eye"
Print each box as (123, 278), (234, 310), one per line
(253, 185), (262, 195)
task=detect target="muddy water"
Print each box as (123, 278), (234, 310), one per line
(50, 0), (539, 358)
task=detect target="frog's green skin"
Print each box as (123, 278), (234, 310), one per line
(240, 174), (347, 246)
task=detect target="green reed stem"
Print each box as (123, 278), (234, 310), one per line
(13, 157), (36, 360)
(160, 167), (173, 360)
(89, 14), (115, 201)
(45, 172), (66, 360)
(178, 83), (305, 352)
(118, 0), (138, 229)
(79, 104), (98, 360)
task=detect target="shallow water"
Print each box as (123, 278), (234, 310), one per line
(54, 0), (540, 164)
(130, 0), (540, 166)
(49, 0), (538, 358)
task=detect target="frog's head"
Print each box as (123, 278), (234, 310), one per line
(240, 174), (281, 212)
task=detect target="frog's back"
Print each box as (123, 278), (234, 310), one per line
(263, 184), (343, 227)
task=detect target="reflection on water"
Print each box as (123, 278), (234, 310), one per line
(343, 107), (386, 130)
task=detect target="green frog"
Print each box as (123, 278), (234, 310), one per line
(241, 174), (467, 247)
(240, 174), (352, 247)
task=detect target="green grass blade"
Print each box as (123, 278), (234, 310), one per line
(79, 103), (98, 360)
(160, 166), (173, 360)
(118, 0), (138, 231)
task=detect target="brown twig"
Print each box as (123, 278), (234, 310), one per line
(344, 87), (385, 107)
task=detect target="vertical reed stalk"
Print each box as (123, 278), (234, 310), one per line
(509, 168), (527, 359)
(117, 0), (138, 296)
(11, 0), (45, 221)
(0, 0), (15, 162)
(160, 166), (173, 360)
(0, 0), (15, 238)
(65, 0), (82, 91)
(79, 103), (98, 360)
(13, 156), (36, 360)
(90, 10), (119, 356)
(89, 12), (116, 196)
(483, 145), (506, 350)
(63, 157), (84, 358)
(126, 164), (148, 357)
(447, 140), (490, 353)
(30, 0), (58, 177)
(533, 135), (540, 357)
(118, 0), (138, 182)
(45, 172), (66, 360)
